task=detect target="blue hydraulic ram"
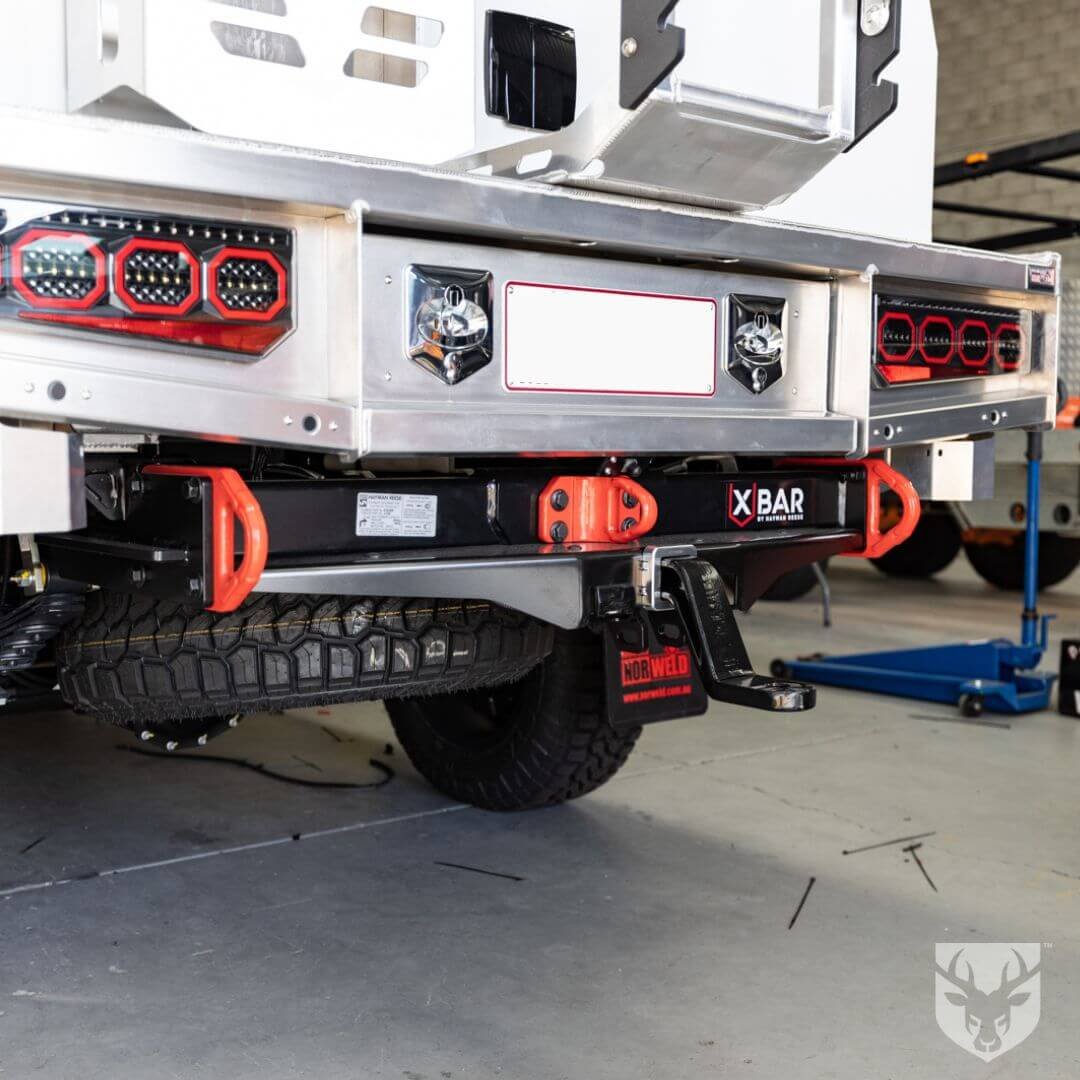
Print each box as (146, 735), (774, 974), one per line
(775, 432), (1056, 716)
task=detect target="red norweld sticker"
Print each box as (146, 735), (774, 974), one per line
(603, 614), (708, 728)
(1028, 265), (1058, 293)
(727, 482), (807, 529)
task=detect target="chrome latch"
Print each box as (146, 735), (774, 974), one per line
(633, 544), (697, 611)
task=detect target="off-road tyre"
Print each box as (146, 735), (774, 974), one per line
(964, 531), (1080, 591)
(761, 561), (827, 602)
(59, 590), (555, 739)
(872, 512), (962, 579)
(386, 628), (641, 811)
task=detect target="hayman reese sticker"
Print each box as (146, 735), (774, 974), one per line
(356, 493), (438, 538)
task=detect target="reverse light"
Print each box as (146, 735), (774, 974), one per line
(874, 296), (1029, 387)
(1, 210), (293, 358)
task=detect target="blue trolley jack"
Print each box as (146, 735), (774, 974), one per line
(774, 431), (1056, 717)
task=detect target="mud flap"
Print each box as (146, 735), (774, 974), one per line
(603, 611), (708, 730)
(603, 557), (815, 729)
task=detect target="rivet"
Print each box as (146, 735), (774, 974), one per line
(23, 382), (34, 394)
(384, 275), (393, 285)
(283, 415), (294, 426)
(621, 36), (638, 57)
(384, 371), (393, 382)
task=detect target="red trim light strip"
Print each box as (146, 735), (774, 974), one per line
(878, 364), (931, 384)
(20, 311), (287, 355)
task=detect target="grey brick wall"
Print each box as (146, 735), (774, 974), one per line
(932, 0), (1080, 273)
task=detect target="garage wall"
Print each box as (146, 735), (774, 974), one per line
(932, 0), (1080, 277)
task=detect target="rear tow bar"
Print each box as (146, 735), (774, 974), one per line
(603, 544), (815, 731)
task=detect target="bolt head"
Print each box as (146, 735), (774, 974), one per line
(622, 36), (638, 57)
(621, 517), (637, 533)
(550, 489), (569, 511)
(622, 491), (639, 509)
(550, 521), (569, 544)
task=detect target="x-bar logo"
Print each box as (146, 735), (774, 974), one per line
(727, 484), (807, 529)
(728, 483), (758, 528)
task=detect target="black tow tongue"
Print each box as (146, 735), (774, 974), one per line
(604, 558), (816, 730)
(667, 558), (816, 712)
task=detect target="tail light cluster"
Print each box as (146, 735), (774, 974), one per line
(0, 210), (292, 357)
(874, 296), (1027, 386)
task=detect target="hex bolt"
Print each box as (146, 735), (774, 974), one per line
(621, 517), (637, 533)
(188, 577), (202, 594)
(183, 478), (202, 502)
(550, 521), (569, 543)
(129, 476), (144, 495)
(129, 567), (146, 586)
(622, 490), (639, 509)
(550, 489), (569, 511)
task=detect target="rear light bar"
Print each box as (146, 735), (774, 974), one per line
(874, 296), (1028, 387)
(0, 209), (293, 357)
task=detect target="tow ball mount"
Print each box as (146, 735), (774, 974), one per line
(605, 547), (815, 729)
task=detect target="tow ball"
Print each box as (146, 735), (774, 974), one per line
(603, 545), (816, 730)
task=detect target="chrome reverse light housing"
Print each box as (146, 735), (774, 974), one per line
(0, 206), (293, 358)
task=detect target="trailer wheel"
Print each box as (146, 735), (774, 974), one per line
(872, 512), (962, 579)
(386, 628), (641, 811)
(58, 590), (555, 742)
(964, 531), (1080, 591)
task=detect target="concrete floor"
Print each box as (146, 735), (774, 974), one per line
(1, 559), (1079, 1078)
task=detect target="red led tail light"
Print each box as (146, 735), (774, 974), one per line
(957, 319), (991, 369)
(11, 229), (107, 310)
(874, 296), (1029, 387)
(206, 247), (288, 322)
(0, 210), (293, 358)
(994, 323), (1024, 371)
(918, 315), (954, 365)
(876, 312), (916, 362)
(114, 237), (201, 316)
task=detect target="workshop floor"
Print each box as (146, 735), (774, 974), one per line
(2, 560), (1078, 1079)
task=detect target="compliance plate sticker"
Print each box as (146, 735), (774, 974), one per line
(356, 493), (438, 538)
